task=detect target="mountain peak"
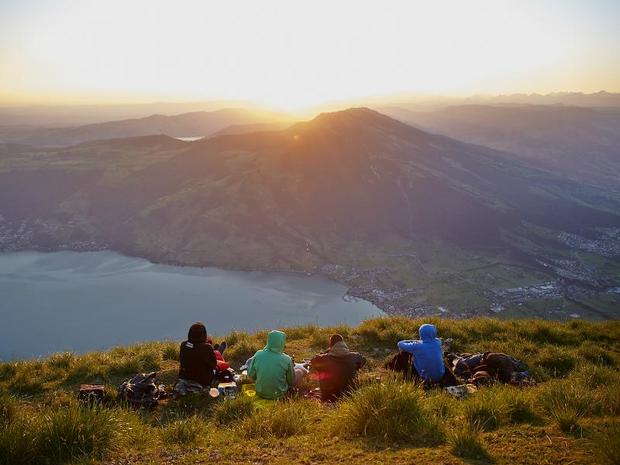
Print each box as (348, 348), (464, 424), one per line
(312, 107), (387, 124)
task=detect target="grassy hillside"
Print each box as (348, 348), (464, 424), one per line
(1, 317), (619, 465)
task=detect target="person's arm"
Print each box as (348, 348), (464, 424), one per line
(247, 356), (257, 380)
(204, 346), (217, 373)
(286, 358), (295, 387)
(397, 340), (420, 353)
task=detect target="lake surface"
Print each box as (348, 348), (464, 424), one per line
(0, 251), (381, 359)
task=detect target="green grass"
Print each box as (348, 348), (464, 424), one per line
(0, 317), (618, 464)
(238, 400), (315, 439)
(448, 423), (491, 462)
(333, 376), (443, 445)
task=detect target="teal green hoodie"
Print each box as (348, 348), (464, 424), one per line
(247, 330), (294, 400)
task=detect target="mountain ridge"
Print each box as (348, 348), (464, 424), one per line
(1, 107), (619, 318)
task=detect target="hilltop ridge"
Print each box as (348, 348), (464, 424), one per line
(1, 316), (619, 465)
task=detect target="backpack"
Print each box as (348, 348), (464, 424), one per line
(385, 351), (412, 373)
(118, 372), (166, 408)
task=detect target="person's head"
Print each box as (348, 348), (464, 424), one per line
(418, 323), (438, 341)
(188, 322), (207, 344)
(266, 330), (286, 353)
(329, 334), (344, 348)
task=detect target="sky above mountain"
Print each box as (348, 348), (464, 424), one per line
(1, 0), (618, 111)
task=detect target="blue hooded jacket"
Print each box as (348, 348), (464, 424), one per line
(397, 324), (445, 382)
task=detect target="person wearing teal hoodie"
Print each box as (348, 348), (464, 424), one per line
(247, 330), (295, 400)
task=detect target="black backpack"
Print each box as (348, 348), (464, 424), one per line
(118, 372), (166, 408)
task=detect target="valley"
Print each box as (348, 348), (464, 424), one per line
(1, 107), (619, 320)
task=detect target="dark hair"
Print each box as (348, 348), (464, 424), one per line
(188, 322), (207, 344)
(329, 334), (344, 347)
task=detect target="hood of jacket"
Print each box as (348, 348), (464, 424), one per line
(419, 323), (437, 341)
(329, 341), (351, 357)
(265, 330), (286, 353)
(188, 322), (207, 344)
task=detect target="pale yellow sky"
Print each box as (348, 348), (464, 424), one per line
(1, 0), (618, 111)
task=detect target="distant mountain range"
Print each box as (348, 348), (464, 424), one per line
(0, 108), (290, 147)
(1, 107), (619, 318)
(379, 104), (620, 187)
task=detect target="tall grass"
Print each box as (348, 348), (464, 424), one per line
(333, 376), (443, 445)
(593, 423), (620, 465)
(462, 385), (539, 431)
(38, 402), (119, 463)
(213, 395), (256, 426)
(448, 422), (490, 462)
(239, 400), (314, 439)
(160, 415), (207, 445)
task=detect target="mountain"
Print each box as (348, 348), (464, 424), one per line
(0, 108), (288, 147)
(1, 108), (619, 317)
(211, 121), (294, 137)
(0, 100), (260, 126)
(464, 91), (620, 107)
(379, 104), (620, 186)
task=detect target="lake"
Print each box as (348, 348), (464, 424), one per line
(0, 251), (382, 359)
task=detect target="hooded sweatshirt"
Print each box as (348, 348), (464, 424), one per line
(178, 323), (217, 387)
(311, 341), (366, 402)
(247, 330), (295, 400)
(397, 324), (445, 382)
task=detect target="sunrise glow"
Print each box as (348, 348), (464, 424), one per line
(1, 0), (619, 111)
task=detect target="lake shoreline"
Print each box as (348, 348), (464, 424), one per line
(0, 249), (382, 359)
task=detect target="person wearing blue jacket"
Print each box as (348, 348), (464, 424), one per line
(397, 323), (445, 383)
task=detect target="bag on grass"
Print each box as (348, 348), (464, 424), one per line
(118, 372), (166, 408)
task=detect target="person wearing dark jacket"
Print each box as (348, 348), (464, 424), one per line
(311, 334), (366, 402)
(178, 322), (217, 388)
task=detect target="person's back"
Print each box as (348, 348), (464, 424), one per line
(311, 334), (366, 402)
(178, 322), (217, 388)
(247, 330), (294, 400)
(397, 323), (444, 383)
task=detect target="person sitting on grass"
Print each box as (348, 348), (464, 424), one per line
(311, 334), (366, 402)
(247, 330), (295, 400)
(207, 336), (230, 372)
(397, 323), (447, 385)
(175, 322), (217, 395)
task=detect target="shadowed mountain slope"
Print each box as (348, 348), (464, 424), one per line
(1, 108), (619, 317)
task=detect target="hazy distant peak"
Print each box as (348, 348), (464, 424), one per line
(75, 134), (187, 149)
(312, 107), (385, 122)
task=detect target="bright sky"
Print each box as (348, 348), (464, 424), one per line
(1, 0), (618, 110)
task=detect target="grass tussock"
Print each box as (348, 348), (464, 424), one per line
(462, 385), (539, 431)
(160, 415), (207, 445)
(38, 403), (119, 463)
(239, 400), (315, 439)
(213, 395), (256, 426)
(448, 423), (491, 462)
(333, 377), (443, 445)
(593, 423), (620, 465)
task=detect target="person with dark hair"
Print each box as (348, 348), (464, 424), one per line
(311, 334), (366, 402)
(177, 322), (217, 391)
